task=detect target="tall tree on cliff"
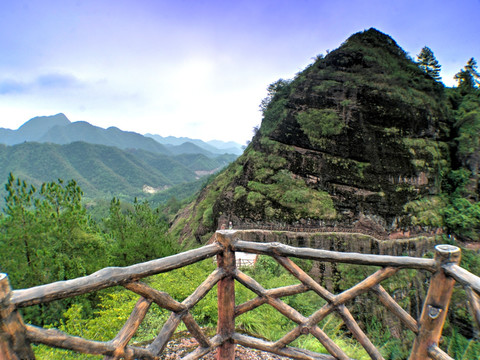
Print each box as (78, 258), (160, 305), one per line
(454, 58), (480, 92)
(416, 46), (442, 81)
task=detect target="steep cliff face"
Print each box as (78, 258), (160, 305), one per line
(172, 29), (453, 244)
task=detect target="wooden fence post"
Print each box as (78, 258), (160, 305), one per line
(0, 273), (35, 359)
(409, 244), (461, 360)
(216, 231), (236, 360)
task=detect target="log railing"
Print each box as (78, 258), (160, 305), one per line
(1, 230), (479, 359)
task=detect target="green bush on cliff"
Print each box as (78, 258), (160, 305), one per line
(247, 170), (336, 220)
(404, 196), (446, 228)
(296, 108), (344, 138)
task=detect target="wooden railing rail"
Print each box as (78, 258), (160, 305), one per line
(0, 230), (479, 360)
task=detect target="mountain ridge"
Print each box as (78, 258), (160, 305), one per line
(1, 113), (242, 156)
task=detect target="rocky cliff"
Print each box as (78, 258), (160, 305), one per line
(171, 29), (462, 245)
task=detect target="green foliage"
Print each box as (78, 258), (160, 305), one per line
(246, 191), (265, 206)
(439, 89), (480, 240)
(404, 196), (446, 228)
(416, 46), (442, 81)
(0, 174), (107, 324)
(261, 98), (289, 135)
(149, 177), (209, 211)
(104, 197), (178, 267)
(454, 93), (480, 162)
(202, 207), (214, 228)
(246, 170), (336, 220)
(259, 79), (292, 114)
(233, 186), (247, 201)
(296, 108), (344, 142)
(1, 175), (182, 326)
(0, 174), (106, 288)
(259, 79), (292, 135)
(444, 327), (480, 359)
(443, 197), (480, 240)
(455, 58), (480, 92)
(313, 80), (341, 93)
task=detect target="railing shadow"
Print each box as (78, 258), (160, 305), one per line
(1, 230), (479, 359)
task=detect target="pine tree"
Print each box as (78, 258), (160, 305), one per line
(416, 46), (442, 81)
(454, 57), (480, 90)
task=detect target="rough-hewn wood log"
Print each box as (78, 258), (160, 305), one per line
(427, 345), (454, 360)
(147, 312), (182, 355)
(181, 334), (224, 360)
(272, 326), (304, 351)
(232, 332), (347, 360)
(25, 325), (155, 359)
(0, 273), (35, 360)
(104, 297), (152, 360)
(465, 286), (480, 331)
(304, 267), (398, 328)
(182, 312), (211, 348)
(310, 326), (351, 360)
(337, 304), (385, 360)
(0, 340), (16, 360)
(216, 231), (236, 360)
(268, 296), (306, 325)
(183, 268), (225, 310)
(274, 255), (334, 302)
(371, 284), (418, 333)
(11, 243), (222, 308)
(235, 268), (347, 358)
(443, 263), (480, 295)
(233, 240), (437, 271)
(333, 267), (398, 306)
(234, 270), (268, 297)
(272, 255), (387, 359)
(123, 281), (185, 312)
(267, 264), (391, 358)
(234, 270), (306, 325)
(235, 284), (309, 316)
(305, 303), (335, 329)
(9, 233), (480, 360)
(410, 245), (461, 360)
(235, 296), (267, 317)
(273, 324), (350, 360)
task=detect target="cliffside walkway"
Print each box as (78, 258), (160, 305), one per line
(1, 230), (480, 359)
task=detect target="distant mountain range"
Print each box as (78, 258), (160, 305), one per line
(0, 113), (243, 156)
(145, 134), (243, 156)
(0, 114), (241, 202)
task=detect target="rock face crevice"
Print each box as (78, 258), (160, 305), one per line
(172, 28), (453, 245)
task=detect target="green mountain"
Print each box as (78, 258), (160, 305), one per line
(0, 141), (228, 201)
(171, 28), (479, 244)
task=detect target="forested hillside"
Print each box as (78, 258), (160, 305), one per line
(0, 142), (234, 202)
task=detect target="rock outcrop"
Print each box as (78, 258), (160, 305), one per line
(171, 29), (453, 245)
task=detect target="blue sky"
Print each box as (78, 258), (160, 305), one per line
(1, 0), (479, 144)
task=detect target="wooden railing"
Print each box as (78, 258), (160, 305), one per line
(1, 230), (479, 359)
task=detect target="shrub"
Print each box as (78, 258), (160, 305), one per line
(296, 109), (344, 145)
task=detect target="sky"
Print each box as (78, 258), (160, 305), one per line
(0, 0), (479, 145)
